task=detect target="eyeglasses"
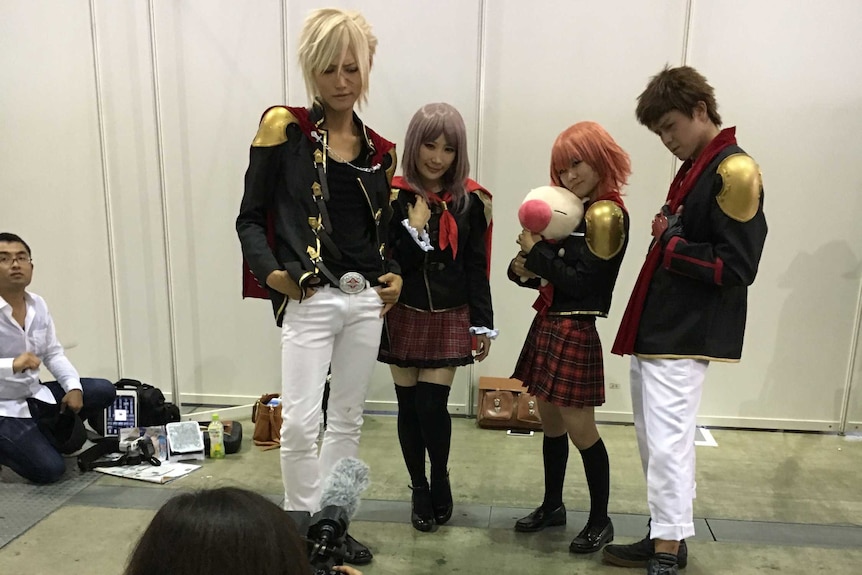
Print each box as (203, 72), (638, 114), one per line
(0, 254), (32, 266)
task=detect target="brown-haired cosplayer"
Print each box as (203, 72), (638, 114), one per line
(236, 8), (402, 565)
(604, 66), (767, 575)
(378, 103), (494, 532)
(508, 122), (630, 555)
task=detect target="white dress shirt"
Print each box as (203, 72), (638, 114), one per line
(0, 292), (81, 418)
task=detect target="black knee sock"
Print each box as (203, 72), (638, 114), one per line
(395, 385), (426, 486)
(541, 433), (569, 510)
(580, 438), (610, 526)
(414, 381), (451, 482)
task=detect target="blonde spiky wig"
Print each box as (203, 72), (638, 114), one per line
(298, 8), (377, 108)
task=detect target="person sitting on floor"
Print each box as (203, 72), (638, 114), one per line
(0, 232), (115, 484)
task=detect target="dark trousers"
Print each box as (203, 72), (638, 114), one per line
(0, 378), (116, 484)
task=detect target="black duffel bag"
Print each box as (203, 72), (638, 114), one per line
(115, 378), (181, 427)
(200, 420), (243, 456)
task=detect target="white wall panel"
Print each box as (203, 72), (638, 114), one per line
(479, 0), (689, 417)
(284, 0), (483, 412)
(4, 0), (862, 431)
(688, 0), (862, 430)
(91, 0), (174, 390)
(151, 0), (285, 403)
(0, 0), (118, 379)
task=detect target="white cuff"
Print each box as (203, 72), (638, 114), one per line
(0, 357), (14, 378)
(401, 219), (433, 252)
(470, 326), (498, 340)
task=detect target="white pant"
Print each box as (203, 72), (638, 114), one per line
(630, 356), (708, 541)
(279, 285), (384, 512)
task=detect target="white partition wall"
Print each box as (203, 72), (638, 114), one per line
(148, 0), (286, 403)
(479, 0), (690, 418)
(1, 0), (120, 379)
(3, 0), (862, 431)
(686, 0), (862, 431)
(91, 0), (174, 389)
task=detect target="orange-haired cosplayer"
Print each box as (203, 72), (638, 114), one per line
(509, 121), (630, 555)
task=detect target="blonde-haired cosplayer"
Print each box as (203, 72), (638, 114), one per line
(237, 8), (401, 566)
(298, 8), (376, 108)
(509, 121), (631, 555)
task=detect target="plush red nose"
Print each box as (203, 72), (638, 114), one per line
(518, 199), (551, 233)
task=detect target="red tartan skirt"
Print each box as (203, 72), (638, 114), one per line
(511, 314), (605, 408)
(378, 303), (474, 368)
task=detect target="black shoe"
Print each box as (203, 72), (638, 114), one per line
(514, 504), (567, 532)
(602, 535), (688, 569)
(430, 473), (453, 525)
(569, 518), (614, 554)
(409, 484), (435, 532)
(342, 533), (373, 566)
(647, 552), (679, 574)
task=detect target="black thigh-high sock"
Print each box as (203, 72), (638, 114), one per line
(395, 384), (427, 486)
(541, 433), (569, 510)
(414, 381), (451, 482)
(579, 438), (610, 527)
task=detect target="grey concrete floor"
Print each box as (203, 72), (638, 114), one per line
(1, 415), (861, 575)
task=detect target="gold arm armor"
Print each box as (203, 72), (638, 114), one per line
(385, 148), (398, 186)
(716, 154), (762, 222)
(251, 107), (297, 147)
(585, 200), (626, 260)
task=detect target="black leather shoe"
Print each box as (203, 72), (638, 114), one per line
(431, 473), (453, 525)
(342, 533), (373, 565)
(514, 504), (567, 532)
(410, 484), (435, 532)
(602, 535), (687, 569)
(647, 552), (679, 574)
(569, 518), (614, 554)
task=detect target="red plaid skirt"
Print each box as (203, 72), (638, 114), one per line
(378, 304), (474, 368)
(511, 314), (605, 408)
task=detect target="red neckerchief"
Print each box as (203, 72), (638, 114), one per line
(242, 106), (395, 300)
(531, 191), (628, 315)
(391, 177), (492, 276)
(611, 127), (737, 355)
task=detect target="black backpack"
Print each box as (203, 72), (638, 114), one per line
(115, 378), (181, 427)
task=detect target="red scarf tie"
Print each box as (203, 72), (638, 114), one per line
(425, 191), (459, 259)
(390, 177), (492, 269)
(611, 128), (737, 355)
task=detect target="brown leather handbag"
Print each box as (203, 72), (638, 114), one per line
(476, 377), (542, 431)
(251, 393), (282, 450)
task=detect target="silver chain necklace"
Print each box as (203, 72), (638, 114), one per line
(310, 130), (380, 173)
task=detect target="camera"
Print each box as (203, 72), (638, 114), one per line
(288, 505), (350, 575)
(118, 436), (161, 466)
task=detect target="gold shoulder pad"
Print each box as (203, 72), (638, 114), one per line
(252, 107), (297, 147)
(585, 200), (626, 260)
(716, 154), (762, 222)
(474, 188), (493, 228)
(385, 148), (398, 186)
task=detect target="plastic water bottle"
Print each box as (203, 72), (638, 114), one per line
(208, 413), (225, 459)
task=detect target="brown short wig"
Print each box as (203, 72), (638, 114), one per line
(636, 65), (722, 129)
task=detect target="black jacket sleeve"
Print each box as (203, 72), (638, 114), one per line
(463, 195), (493, 329)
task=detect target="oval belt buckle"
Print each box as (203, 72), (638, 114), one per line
(339, 271), (366, 294)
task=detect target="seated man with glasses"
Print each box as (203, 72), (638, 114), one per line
(0, 232), (115, 483)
